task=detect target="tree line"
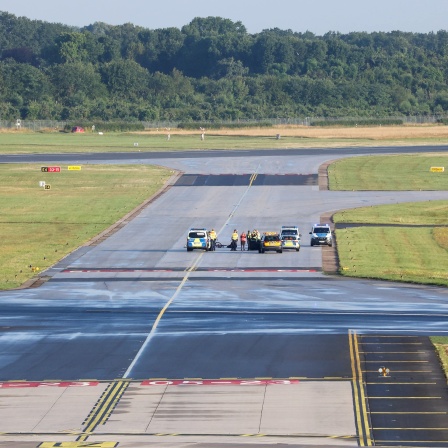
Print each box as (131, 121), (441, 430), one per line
(1, 11), (448, 122)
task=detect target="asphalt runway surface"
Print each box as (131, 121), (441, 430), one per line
(1, 145), (448, 447)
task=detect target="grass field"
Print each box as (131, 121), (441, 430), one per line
(431, 337), (448, 375)
(2, 123), (448, 153)
(330, 155), (448, 285)
(0, 164), (172, 289)
(329, 154), (448, 190)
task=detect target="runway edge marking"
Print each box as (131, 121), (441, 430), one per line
(349, 329), (373, 446)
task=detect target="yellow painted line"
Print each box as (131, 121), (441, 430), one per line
(249, 173), (258, 186)
(369, 396), (441, 399)
(349, 331), (363, 445)
(39, 443), (117, 447)
(353, 331), (373, 446)
(77, 381), (128, 443)
(349, 330), (372, 446)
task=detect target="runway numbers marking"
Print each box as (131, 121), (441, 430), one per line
(141, 379), (299, 386)
(39, 443), (117, 447)
(0, 381), (99, 388)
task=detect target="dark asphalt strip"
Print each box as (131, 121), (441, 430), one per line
(60, 266), (322, 272)
(173, 173), (318, 186)
(2, 144), (448, 164)
(48, 276), (325, 282)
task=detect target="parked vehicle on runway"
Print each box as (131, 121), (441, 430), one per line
(309, 223), (332, 247)
(186, 228), (211, 251)
(280, 226), (301, 251)
(259, 232), (283, 253)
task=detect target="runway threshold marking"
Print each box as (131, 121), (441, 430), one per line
(349, 329), (373, 446)
(76, 380), (129, 443)
(123, 164), (260, 379)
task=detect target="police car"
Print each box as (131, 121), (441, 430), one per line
(186, 228), (211, 251)
(259, 232), (283, 253)
(309, 223), (332, 247)
(280, 226), (301, 251)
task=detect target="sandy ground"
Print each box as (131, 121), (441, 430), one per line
(145, 124), (448, 140)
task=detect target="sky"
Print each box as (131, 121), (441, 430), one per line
(1, 0), (448, 35)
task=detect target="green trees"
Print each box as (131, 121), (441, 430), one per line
(1, 12), (448, 121)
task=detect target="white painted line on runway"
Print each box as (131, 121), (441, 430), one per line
(123, 166), (261, 379)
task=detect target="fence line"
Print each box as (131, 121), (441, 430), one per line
(0, 116), (446, 131)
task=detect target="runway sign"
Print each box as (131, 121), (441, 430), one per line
(430, 166), (444, 172)
(41, 166), (61, 172)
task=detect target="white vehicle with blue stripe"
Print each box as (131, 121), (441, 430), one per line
(186, 228), (211, 252)
(309, 223), (332, 247)
(280, 226), (301, 251)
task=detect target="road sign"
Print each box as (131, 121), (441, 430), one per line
(68, 166), (82, 170)
(430, 167), (444, 172)
(41, 166), (61, 173)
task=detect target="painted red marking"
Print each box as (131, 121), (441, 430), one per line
(141, 379), (299, 386)
(0, 381), (99, 388)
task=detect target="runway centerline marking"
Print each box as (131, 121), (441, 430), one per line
(123, 165), (261, 379)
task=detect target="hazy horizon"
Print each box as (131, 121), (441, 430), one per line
(1, 0), (447, 35)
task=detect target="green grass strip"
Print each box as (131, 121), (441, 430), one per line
(0, 164), (171, 289)
(329, 154), (448, 190)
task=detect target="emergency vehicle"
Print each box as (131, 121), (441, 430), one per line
(280, 226), (301, 251)
(259, 232), (283, 253)
(186, 228), (211, 251)
(309, 223), (333, 247)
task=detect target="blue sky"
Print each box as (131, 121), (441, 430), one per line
(1, 0), (447, 35)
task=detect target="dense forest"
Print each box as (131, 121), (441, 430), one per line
(1, 11), (448, 122)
